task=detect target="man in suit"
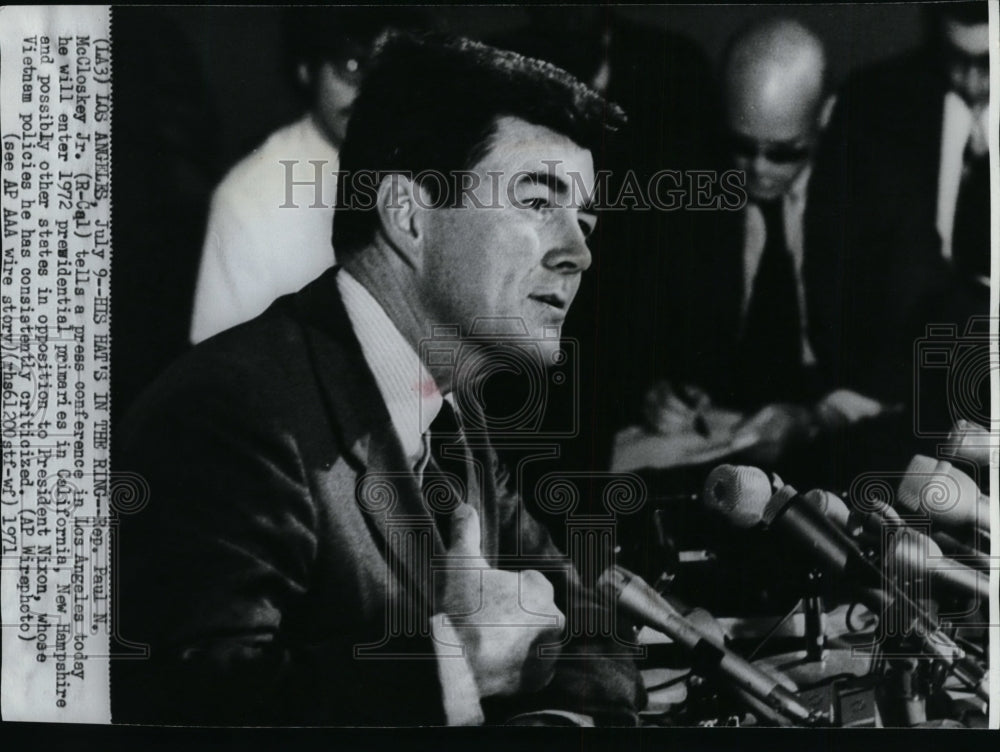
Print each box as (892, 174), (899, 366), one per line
(805, 2), (991, 438)
(651, 18), (889, 474)
(112, 34), (643, 726)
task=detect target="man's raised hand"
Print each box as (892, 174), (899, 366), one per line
(434, 504), (565, 698)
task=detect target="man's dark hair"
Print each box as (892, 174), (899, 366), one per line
(922, 2), (990, 73)
(332, 32), (626, 259)
(924, 1), (989, 39)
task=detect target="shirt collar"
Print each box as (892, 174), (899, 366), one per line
(785, 162), (812, 208)
(337, 269), (443, 465)
(944, 91), (974, 138)
(944, 90), (990, 136)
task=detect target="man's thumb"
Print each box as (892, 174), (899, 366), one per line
(448, 503), (482, 556)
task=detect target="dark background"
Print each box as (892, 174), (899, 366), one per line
(110, 4), (926, 423)
(164, 5), (923, 174)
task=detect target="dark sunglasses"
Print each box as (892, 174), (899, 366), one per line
(726, 132), (813, 165)
(944, 48), (990, 72)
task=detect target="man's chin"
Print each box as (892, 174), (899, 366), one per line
(748, 184), (784, 202)
(533, 335), (566, 367)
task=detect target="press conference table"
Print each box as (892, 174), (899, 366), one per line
(636, 602), (988, 727)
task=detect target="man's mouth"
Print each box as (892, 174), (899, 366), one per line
(529, 292), (567, 311)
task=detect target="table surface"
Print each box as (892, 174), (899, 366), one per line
(637, 602), (988, 725)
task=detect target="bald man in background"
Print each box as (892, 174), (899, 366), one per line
(653, 17), (890, 473)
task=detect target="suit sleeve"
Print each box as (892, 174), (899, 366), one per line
(485, 453), (647, 725)
(112, 375), (447, 725)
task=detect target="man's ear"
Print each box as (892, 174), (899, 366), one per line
(818, 93), (837, 131)
(375, 173), (429, 268)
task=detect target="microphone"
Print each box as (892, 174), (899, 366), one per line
(931, 530), (991, 572)
(599, 565), (818, 726)
(897, 456), (989, 532)
(702, 466), (965, 665)
(802, 490), (988, 602)
(886, 529), (989, 605)
(802, 489), (903, 540)
(942, 419), (994, 467)
(802, 489), (851, 529)
(704, 467), (887, 593)
(705, 465), (988, 701)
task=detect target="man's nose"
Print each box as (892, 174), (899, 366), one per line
(752, 154), (770, 177)
(545, 216), (592, 273)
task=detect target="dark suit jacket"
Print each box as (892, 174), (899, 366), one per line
(660, 204), (822, 412)
(805, 50), (990, 416)
(111, 268), (644, 726)
(659, 205), (745, 405)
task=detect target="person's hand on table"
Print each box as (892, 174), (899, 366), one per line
(642, 380), (713, 437)
(731, 402), (815, 466)
(733, 389), (901, 466)
(813, 388), (899, 430)
(435, 504), (565, 698)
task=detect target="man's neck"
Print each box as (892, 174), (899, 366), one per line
(342, 238), (458, 394)
(309, 110), (343, 151)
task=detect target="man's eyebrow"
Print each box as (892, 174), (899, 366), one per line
(518, 170), (596, 213)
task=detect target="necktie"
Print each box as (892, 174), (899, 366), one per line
(421, 399), (469, 547)
(952, 115), (989, 281)
(738, 199), (803, 404)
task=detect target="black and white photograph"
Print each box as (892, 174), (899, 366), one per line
(0, 2), (995, 736)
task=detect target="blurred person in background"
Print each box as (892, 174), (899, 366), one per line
(190, 8), (427, 344)
(642, 18), (892, 479)
(805, 2), (991, 441)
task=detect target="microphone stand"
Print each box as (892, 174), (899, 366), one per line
(878, 651), (927, 726)
(802, 569), (826, 663)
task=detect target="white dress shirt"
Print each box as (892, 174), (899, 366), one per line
(191, 115), (340, 344)
(337, 270), (485, 726)
(936, 91), (991, 264)
(741, 165), (817, 366)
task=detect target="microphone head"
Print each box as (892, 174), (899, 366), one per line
(898, 455), (984, 528)
(703, 464), (772, 528)
(887, 527), (943, 563)
(803, 489), (851, 529)
(943, 419), (993, 466)
(887, 529), (929, 585)
(848, 498), (905, 535)
(875, 500), (904, 525)
(596, 565), (629, 597)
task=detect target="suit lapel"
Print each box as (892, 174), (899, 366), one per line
(291, 268), (446, 600)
